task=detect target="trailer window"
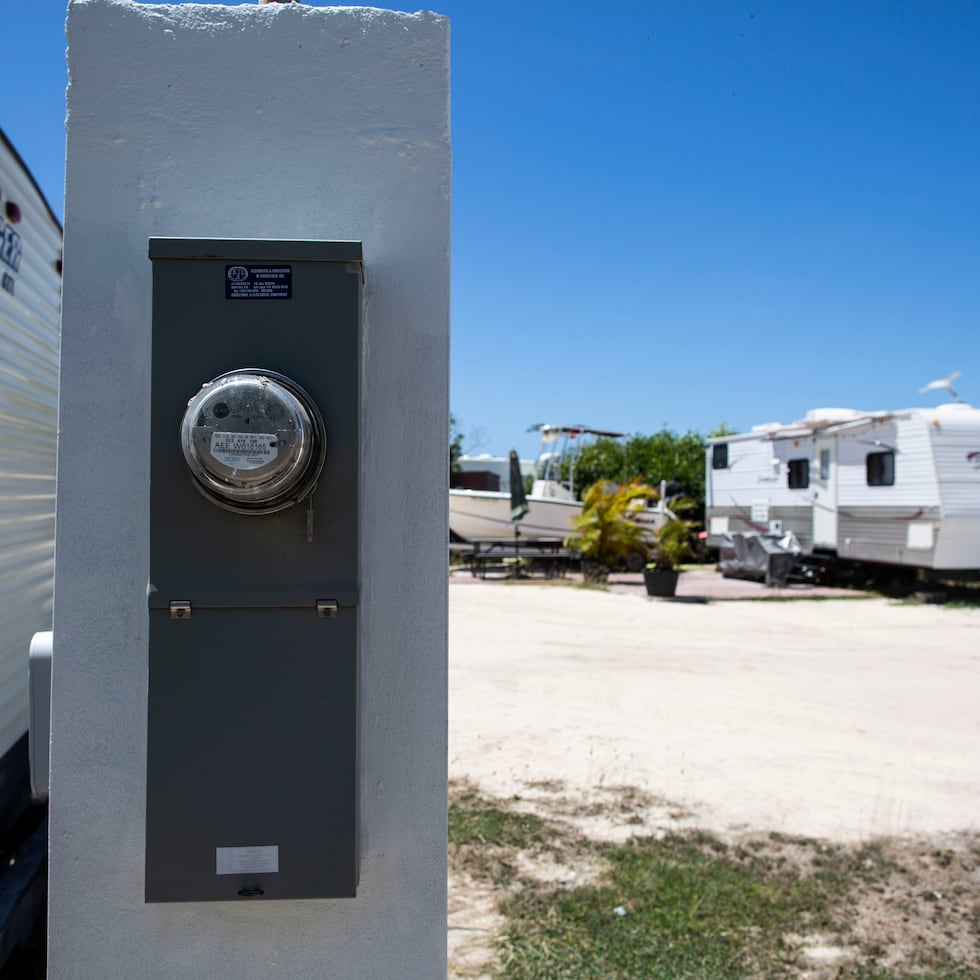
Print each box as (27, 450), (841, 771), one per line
(866, 451), (894, 486)
(787, 458), (809, 489)
(819, 449), (830, 481)
(711, 444), (728, 469)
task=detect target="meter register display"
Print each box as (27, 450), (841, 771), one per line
(180, 369), (326, 514)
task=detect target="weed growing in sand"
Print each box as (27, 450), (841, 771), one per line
(450, 785), (548, 851)
(449, 782), (554, 887)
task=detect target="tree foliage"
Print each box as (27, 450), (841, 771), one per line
(450, 413), (464, 475)
(569, 429), (708, 513)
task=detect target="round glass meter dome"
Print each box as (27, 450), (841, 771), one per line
(179, 369), (326, 514)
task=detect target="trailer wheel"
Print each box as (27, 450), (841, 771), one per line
(881, 570), (917, 598)
(625, 551), (646, 573)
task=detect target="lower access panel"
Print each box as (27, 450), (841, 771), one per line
(145, 606), (357, 902)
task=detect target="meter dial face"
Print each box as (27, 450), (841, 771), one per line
(179, 369), (326, 514)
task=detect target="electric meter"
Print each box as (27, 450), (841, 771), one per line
(179, 368), (326, 514)
(149, 240), (362, 903)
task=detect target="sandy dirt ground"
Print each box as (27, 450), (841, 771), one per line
(447, 575), (980, 975)
(449, 577), (980, 841)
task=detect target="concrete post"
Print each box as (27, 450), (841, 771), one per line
(50, 2), (449, 976)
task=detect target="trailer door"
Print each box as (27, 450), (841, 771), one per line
(812, 439), (838, 549)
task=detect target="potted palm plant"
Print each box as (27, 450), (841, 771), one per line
(564, 479), (655, 585)
(643, 514), (695, 597)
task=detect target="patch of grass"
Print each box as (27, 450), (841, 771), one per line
(497, 832), (839, 978)
(726, 593), (876, 604)
(449, 784), (548, 850)
(449, 783), (564, 888)
(813, 839), (903, 886)
(449, 785), (980, 978)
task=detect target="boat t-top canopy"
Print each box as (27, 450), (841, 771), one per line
(526, 424), (629, 497)
(528, 423), (628, 443)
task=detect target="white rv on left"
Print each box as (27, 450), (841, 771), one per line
(0, 128), (61, 833)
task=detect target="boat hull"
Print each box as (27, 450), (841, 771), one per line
(449, 489), (581, 541)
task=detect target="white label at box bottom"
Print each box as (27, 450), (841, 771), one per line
(216, 845), (279, 875)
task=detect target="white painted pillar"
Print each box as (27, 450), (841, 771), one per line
(50, 2), (449, 976)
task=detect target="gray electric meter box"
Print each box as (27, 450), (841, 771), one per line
(145, 238), (363, 903)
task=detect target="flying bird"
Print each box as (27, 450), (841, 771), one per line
(918, 371), (963, 403)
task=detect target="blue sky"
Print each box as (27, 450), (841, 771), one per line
(7, 1), (980, 461)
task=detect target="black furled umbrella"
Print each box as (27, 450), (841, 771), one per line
(509, 449), (530, 522)
(509, 450), (529, 577)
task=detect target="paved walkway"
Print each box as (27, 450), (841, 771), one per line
(607, 568), (860, 600)
(450, 565), (861, 601)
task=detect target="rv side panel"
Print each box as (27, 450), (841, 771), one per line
(836, 419), (938, 509)
(705, 432), (815, 548)
(928, 407), (980, 568)
(832, 417), (942, 568)
(0, 132), (61, 765)
(837, 505), (943, 566)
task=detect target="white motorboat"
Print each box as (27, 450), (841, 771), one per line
(449, 424), (625, 541)
(448, 487), (583, 541)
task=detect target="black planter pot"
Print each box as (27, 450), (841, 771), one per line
(643, 568), (679, 597)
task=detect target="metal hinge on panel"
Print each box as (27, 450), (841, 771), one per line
(170, 601), (192, 621)
(315, 600), (338, 619)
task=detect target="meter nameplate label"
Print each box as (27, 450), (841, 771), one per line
(225, 264), (292, 300)
(210, 431), (278, 470)
(216, 845), (279, 876)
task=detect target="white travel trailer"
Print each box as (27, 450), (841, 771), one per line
(0, 126), (61, 964)
(705, 401), (980, 585)
(0, 128), (61, 778)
